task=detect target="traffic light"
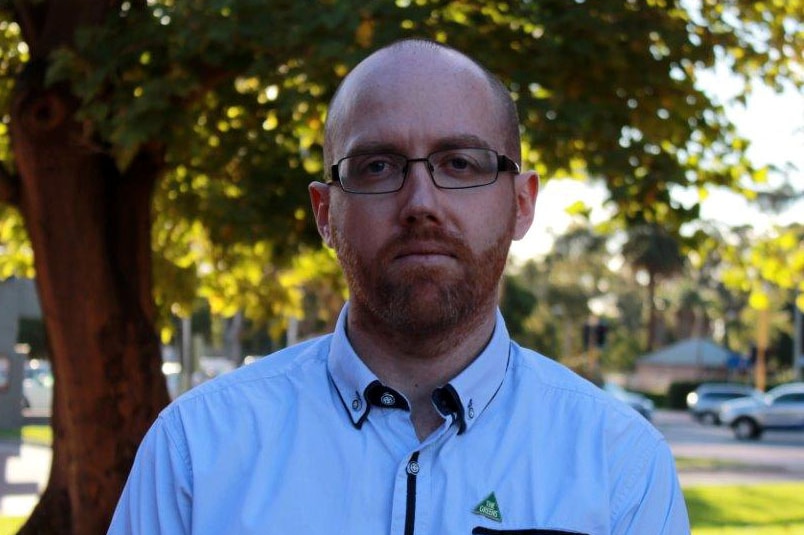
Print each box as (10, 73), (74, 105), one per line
(595, 323), (608, 347)
(582, 323), (591, 350)
(582, 321), (608, 349)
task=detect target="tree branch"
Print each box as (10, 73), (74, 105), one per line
(11, 0), (47, 57)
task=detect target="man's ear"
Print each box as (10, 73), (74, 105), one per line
(308, 182), (333, 248)
(512, 171), (539, 241)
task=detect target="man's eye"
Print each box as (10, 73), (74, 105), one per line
(446, 157), (470, 170)
(353, 156), (399, 177)
(365, 160), (389, 174)
(435, 152), (481, 173)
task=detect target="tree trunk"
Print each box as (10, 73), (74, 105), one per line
(10, 62), (169, 534)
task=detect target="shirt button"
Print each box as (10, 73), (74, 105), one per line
(352, 398), (362, 411)
(407, 461), (420, 475)
(380, 393), (396, 406)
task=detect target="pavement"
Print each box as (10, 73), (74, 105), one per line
(0, 411), (51, 518)
(0, 439), (50, 518)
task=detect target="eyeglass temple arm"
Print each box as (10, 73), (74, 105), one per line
(498, 155), (520, 174)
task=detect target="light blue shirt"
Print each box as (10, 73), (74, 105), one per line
(109, 305), (689, 534)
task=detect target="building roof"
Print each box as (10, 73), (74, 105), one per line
(639, 338), (733, 368)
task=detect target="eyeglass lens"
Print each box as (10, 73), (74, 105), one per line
(337, 148), (504, 194)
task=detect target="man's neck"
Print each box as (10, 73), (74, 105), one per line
(345, 304), (497, 440)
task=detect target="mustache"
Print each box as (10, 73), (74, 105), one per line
(379, 227), (471, 261)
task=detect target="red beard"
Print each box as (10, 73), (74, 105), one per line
(334, 224), (513, 336)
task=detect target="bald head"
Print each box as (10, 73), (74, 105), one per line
(324, 40), (521, 173)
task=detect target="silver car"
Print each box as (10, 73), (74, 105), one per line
(719, 382), (804, 440)
(686, 382), (759, 425)
(23, 359), (54, 411)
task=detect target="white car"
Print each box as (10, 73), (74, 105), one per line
(23, 359), (54, 411)
(719, 382), (804, 440)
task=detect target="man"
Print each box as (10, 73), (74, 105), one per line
(109, 39), (689, 534)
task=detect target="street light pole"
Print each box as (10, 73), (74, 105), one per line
(756, 306), (768, 392)
(794, 293), (803, 381)
(181, 315), (193, 394)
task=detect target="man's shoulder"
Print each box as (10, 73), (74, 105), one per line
(242, 335), (333, 376)
(511, 343), (660, 436)
(511, 343), (600, 394)
(142, 334), (337, 470)
(168, 334), (333, 408)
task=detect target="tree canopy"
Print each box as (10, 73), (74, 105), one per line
(3, 0), (801, 328)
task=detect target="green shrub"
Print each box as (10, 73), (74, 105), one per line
(667, 381), (701, 410)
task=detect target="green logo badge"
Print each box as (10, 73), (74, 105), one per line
(473, 492), (502, 522)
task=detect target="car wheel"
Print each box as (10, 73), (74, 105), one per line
(700, 412), (719, 426)
(733, 417), (761, 440)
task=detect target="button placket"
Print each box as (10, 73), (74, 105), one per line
(406, 459), (420, 475)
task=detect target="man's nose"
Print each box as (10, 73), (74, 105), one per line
(402, 158), (436, 185)
(398, 159), (443, 223)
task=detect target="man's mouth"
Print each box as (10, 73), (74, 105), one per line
(393, 242), (456, 260)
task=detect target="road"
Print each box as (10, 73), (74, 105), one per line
(654, 409), (804, 486)
(1, 410), (803, 517)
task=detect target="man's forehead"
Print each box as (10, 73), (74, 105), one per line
(346, 45), (485, 93)
(333, 45), (485, 119)
(325, 43), (506, 162)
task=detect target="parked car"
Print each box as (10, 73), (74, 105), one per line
(23, 359), (54, 411)
(719, 382), (804, 440)
(162, 361), (183, 400)
(603, 382), (654, 421)
(686, 382), (759, 425)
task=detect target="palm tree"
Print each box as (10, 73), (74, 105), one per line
(622, 224), (686, 351)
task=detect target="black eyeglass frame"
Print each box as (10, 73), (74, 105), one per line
(327, 148), (521, 194)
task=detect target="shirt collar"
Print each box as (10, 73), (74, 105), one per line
(432, 308), (511, 434)
(327, 303), (511, 434)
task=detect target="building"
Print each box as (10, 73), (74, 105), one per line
(0, 277), (42, 428)
(629, 338), (740, 394)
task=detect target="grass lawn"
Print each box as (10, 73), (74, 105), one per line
(676, 456), (756, 471)
(0, 517), (25, 535)
(0, 425), (52, 447)
(686, 483), (804, 534)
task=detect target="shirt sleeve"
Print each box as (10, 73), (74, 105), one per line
(612, 434), (690, 535)
(107, 413), (193, 535)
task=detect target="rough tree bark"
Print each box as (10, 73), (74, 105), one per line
(8, 30), (169, 535)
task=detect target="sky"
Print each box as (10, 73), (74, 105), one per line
(510, 73), (804, 262)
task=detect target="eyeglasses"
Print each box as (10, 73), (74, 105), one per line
(328, 147), (520, 194)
